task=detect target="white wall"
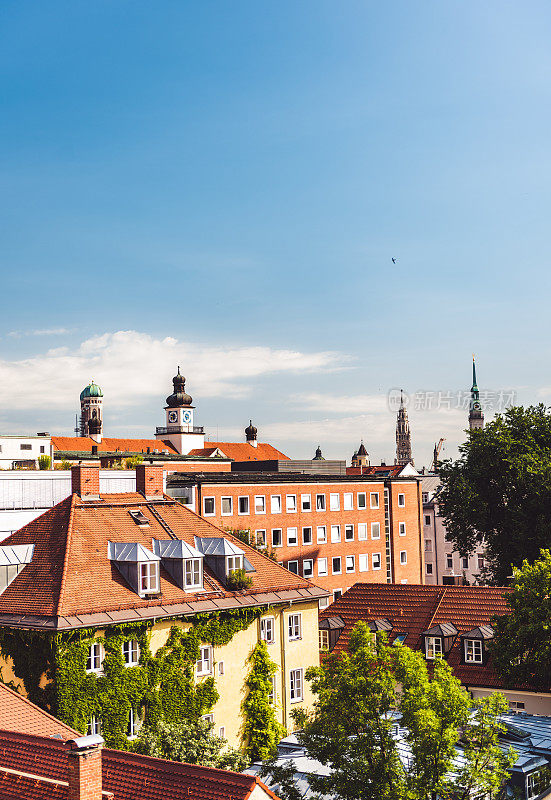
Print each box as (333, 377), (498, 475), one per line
(0, 436), (52, 469)
(471, 687), (551, 716)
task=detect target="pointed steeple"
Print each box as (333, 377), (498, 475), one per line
(395, 389), (414, 466)
(469, 356), (484, 430)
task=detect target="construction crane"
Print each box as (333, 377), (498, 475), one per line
(432, 438), (445, 472)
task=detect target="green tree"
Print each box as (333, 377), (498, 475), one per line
(38, 455), (51, 470)
(491, 549), (551, 690)
(135, 717), (247, 770)
(124, 456), (144, 469)
(262, 623), (514, 800)
(242, 642), (285, 762)
(438, 404), (551, 583)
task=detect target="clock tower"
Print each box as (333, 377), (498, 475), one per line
(469, 357), (484, 430)
(155, 368), (205, 454)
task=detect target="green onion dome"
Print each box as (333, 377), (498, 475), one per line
(80, 381), (103, 401)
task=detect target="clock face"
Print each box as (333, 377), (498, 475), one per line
(474, 402), (481, 411)
(168, 410), (178, 423)
(182, 410), (192, 423)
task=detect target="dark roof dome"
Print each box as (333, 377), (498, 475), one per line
(166, 367), (192, 408)
(80, 381), (103, 401)
(313, 445), (325, 461)
(245, 420), (258, 439)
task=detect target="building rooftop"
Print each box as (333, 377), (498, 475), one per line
(168, 471), (419, 486)
(188, 442), (290, 461)
(52, 437), (180, 455)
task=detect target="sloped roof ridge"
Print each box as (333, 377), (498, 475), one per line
(0, 684), (79, 738)
(55, 493), (77, 617)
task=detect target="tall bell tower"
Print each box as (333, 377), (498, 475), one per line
(79, 381), (103, 442)
(395, 389), (414, 466)
(155, 368), (205, 454)
(469, 356), (484, 430)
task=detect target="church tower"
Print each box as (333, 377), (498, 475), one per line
(155, 368), (205, 455)
(395, 390), (413, 466)
(469, 357), (484, 430)
(79, 381), (103, 442)
(351, 441), (369, 468)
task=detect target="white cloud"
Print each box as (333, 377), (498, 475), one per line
(7, 328), (72, 338)
(292, 392), (388, 414)
(0, 330), (345, 410)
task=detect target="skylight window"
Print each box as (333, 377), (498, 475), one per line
(129, 509), (149, 526)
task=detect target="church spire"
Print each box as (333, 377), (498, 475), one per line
(469, 356), (484, 430)
(395, 389), (414, 466)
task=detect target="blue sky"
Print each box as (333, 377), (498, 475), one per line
(1, 1), (550, 465)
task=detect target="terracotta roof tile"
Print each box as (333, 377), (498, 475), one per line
(0, 492), (322, 624)
(322, 583), (512, 689)
(0, 685), (78, 740)
(52, 437), (179, 455)
(189, 442), (290, 461)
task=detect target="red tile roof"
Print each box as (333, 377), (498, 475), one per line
(346, 465), (405, 477)
(189, 442), (290, 461)
(0, 729), (278, 800)
(0, 492), (324, 626)
(0, 685), (78, 740)
(321, 583), (513, 689)
(52, 437), (179, 455)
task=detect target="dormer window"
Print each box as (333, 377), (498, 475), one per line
(464, 639), (483, 663)
(0, 544), (35, 595)
(194, 536), (255, 588)
(152, 539), (204, 592)
(461, 625), (493, 665)
(108, 542), (161, 597)
(425, 636), (443, 660)
(140, 562), (159, 593)
(227, 555), (243, 576)
(185, 558), (202, 589)
(423, 622), (458, 660)
(318, 615), (345, 652)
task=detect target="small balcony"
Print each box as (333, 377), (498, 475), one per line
(155, 426), (204, 436)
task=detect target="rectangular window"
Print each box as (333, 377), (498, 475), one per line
(319, 596), (330, 609)
(462, 557), (469, 569)
(184, 557), (202, 589)
(201, 714), (214, 724)
(399, 522), (406, 536)
(40, 446), (45, 454)
(302, 527), (313, 545)
(318, 557), (328, 576)
(288, 613), (302, 640)
(127, 708), (140, 739)
(287, 560), (299, 574)
(226, 555), (243, 575)
(289, 668), (303, 702)
(425, 539), (432, 552)
(268, 676), (276, 704)
(345, 524), (354, 541)
(219, 727), (225, 739)
(446, 554), (453, 569)
(203, 497), (215, 516)
(221, 497), (233, 515)
(86, 643), (103, 673)
(122, 639), (139, 666)
(272, 529), (282, 547)
(271, 495), (282, 514)
(358, 492), (367, 510)
(140, 562), (159, 594)
(332, 556), (342, 575)
(88, 716), (101, 736)
(478, 556), (485, 569)
(371, 522), (381, 540)
(398, 493), (405, 507)
(260, 617), (275, 644)
(333, 589), (342, 601)
(218, 662), (225, 676)
(359, 554), (369, 572)
(400, 551), (407, 565)
(238, 496), (250, 515)
(256, 529), (267, 547)
(319, 630), (330, 651)
(425, 515), (431, 525)
(343, 492), (353, 511)
(509, 700), (525, 710)
(331, 525), (341, 543)
(422, 492), (428, 502)
(358, 523), (368, 541)
(196, 645), (212, 676)
(20, 444), (32, 451)
(286, 495), (297, 513)
(303, 558), (314, 579)
(316, 494), (326, 511)
(346, 555), (355, 573)
(329, 493), (340, 511)
(287, 527), (298, 546)
(301, 494), (312, 511)
(426, 563), (434, 575)
(372, 553), (381, 570)
(370, 492), (379, 509)
(317, 525), (327, 543)
(425, 637), (443, 660)
(464, 639), (483, 663)
(255, 495), (266, 514)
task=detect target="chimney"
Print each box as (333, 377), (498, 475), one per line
(71, 466), (100, 500)
(67, 735), (110, 800)
(136, 464), (164, 500)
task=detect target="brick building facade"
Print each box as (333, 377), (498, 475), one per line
(167, 473), (425, 603)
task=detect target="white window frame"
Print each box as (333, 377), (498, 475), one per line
(446, 554), (453, 569)
(255, 529), (267, 548)
(226, 554), (243, 575)
(289, 668), (303, 702)
(424, 539), (432, 552)
(358, 523), (368, 541)
(318, 557), (328, 576)
(203, 496), (215, 516)
(343, 492), (353, 511)
(238, 496), (250, 515)
(260, 616), (275, 644)
(127, 707), (140, 739)
(122, 639), (139, 667)
(345, 524), (354, 541)
(219, 726), (225, 739)
(400, 550), (407, 565)
(332, 556), (342, 575)
(333, 588), (342, 601)
(286, 494), (297, 513)
(86, 642), (103, 674)
(184, 558), (202, 590)
(370, 492), (379, 509)
(371, 521), (381, 540)
(221, 496), (233, 516)
(88, 716), (101, 736)
(302, 526), (313, 545)
(218, 661), (225, 675)
(358, 492), (367, 510)
(319, 596), (330, 609)
(331, 525), (341, 543)
(372, 553), (382, 570)
(317, 525), (327, 543)
(272, 528), (282, 547)
(329, 493), (340, 511)
(287, 527), (298, 546)
(346, 555), (355, 573)
(254, 495), (266, 514)
(316, 494), (326, 511)
(399, 522), (406, 536)
(287, 560), (299, 574)
(425, 636), (443, 660)
(398, 493), (405, 507)
(464, 638), (483, 663)
(271, 495), (282, 514)
(139, 561), (159, 594)
(288, 613), (302, 641)
(319, 630), (330, 651)
(359, 554), (369, 572)
(196, 645), (213, 676)
(303, 558), (314, 579)
(301, 494), (312, 512)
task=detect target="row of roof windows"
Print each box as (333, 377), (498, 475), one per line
(203, 490), (404, 516)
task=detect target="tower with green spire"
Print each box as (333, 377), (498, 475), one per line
(469, 356), (484, 430)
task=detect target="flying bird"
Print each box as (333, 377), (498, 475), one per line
(392, 257), (396, 264)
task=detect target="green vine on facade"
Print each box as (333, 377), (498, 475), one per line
(242, 641), (286, 763)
